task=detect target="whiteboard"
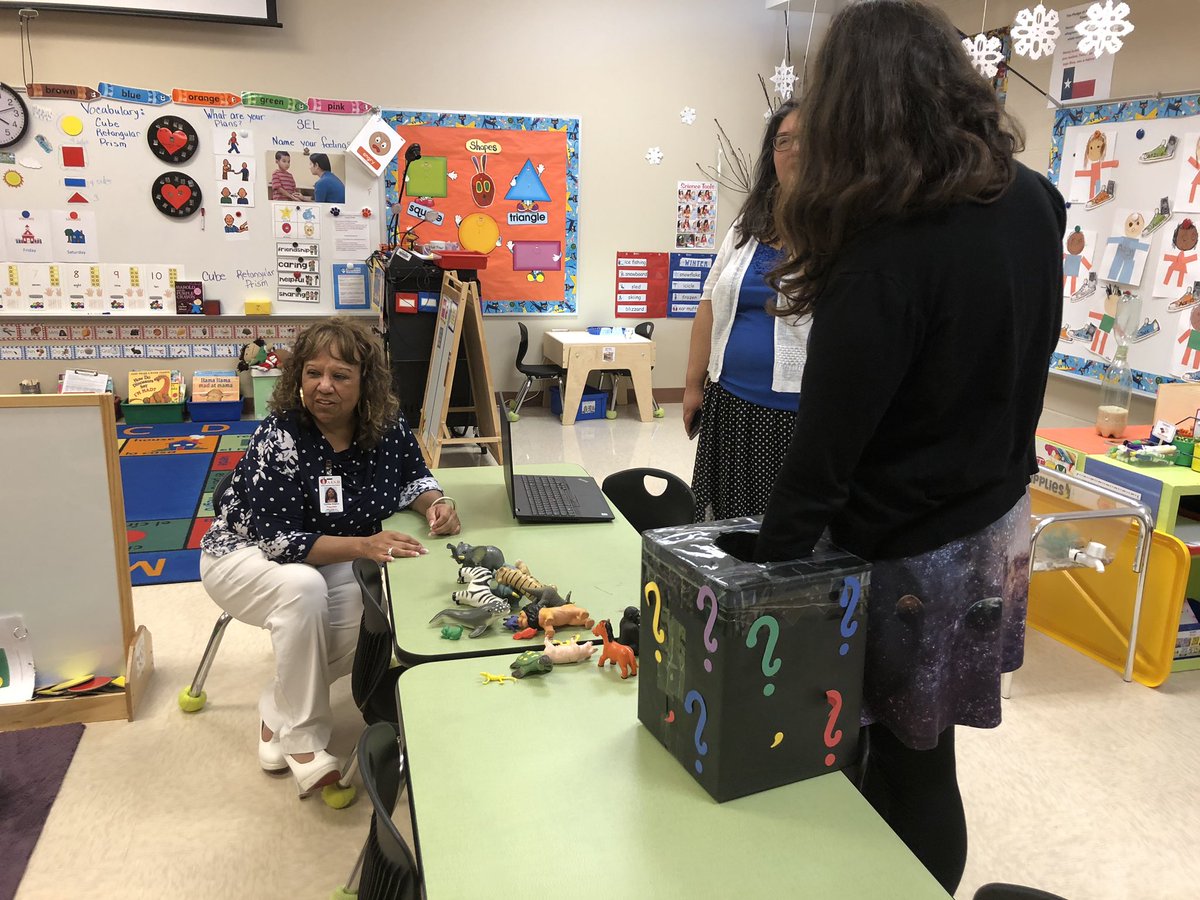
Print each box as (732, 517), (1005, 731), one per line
(0, 97), (382, 317)
(0, 394), (133, 688)
(1048, 94), (1200, 393)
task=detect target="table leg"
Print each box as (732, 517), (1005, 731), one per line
(627, 362), (655, 423)
(559, 358), (588, 426)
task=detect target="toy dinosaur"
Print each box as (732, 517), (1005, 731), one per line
(429, 605), (508, 638)
(480, 672), (515, 685)
(517, 603), (594, 639)
(509, 650), (554, 679)
(541, 635), (598, 665)
(447, 541), (505, 571)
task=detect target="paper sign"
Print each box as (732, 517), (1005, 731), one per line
(1048, 3), (1115, 108)
(332, 214), (373, 259)
(348, 113), (404, 176)
(333, 263), (370, 309)
(667, 251), (715, 318)
(615, 251), (668, 318)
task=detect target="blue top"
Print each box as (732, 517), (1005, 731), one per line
(718, 242), (800, 411)
(313, 170), (345, 203)
(200, 411), (438, 562)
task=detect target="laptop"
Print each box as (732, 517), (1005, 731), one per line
(498, 397), (614, 523)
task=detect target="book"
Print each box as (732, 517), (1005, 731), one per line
(175, 281), (204, 315)
(191, 369), (239, 403)
(127, 369), (182, 404)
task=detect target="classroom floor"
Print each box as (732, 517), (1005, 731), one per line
(15, 400), (1197, 900)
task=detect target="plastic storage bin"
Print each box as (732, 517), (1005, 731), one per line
(638, 517), (870, 802)
(121, 401), (185, 424)
(250, 370), (281, 419)
(187, 400), (243, 422)
(549, 385), (607, 421)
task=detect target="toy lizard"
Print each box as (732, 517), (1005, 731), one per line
(480, 672), (515, 685)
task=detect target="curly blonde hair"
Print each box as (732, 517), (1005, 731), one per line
(269, 316), (399, 448)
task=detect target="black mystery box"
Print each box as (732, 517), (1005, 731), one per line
(637, 517), (870, 802)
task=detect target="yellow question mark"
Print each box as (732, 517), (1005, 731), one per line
(645, 580), (666, 662)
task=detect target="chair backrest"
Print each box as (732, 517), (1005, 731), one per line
(515, 322), (532, 372)
(973, 885), (1069, 900)
(211, 470), (235, 517)
(352, 558), (400, 727)
(634, 321), (654, 341)
(357, 721), (421, 900)
(601, 467), (695, 534)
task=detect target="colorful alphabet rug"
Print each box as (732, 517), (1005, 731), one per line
(118, 420), (259, 586)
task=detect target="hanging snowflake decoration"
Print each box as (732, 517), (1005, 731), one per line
(1012, 4), (1061, 60)
(1074, 1), (1133, 58)
(680, 106), (697, 126)
(769, 58), (796, 100)
(645, 147), (664, 166)
(961, 32), (1005, 78)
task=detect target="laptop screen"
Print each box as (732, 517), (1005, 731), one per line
(497, 395), (517, 516)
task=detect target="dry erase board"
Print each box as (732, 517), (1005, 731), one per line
(0, 98), (383, 317)
(1048, 93), (1200, 394)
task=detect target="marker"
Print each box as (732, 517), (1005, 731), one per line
(97, 82), (171, 106)
(200, 207), (205, 231)
(241, 92), (308, 113)
(307, 97), (374, 115)
(26, 83), (100, 102)
(171, 89), (241, 107)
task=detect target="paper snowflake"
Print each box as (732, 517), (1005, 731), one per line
(1012, 4), (1060, 60)
(1075, 1), (1133, 58)
(769, 58), (796, 100)
(961, 32), (1005, 78)
(680, 106), (697, 126)
(645, 147), (664, 166)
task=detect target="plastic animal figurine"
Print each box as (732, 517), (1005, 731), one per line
(593, 619), (637, 679)
(457, 564), (492, 584)
(541, 635), (597, 665)
(480, 672), (515, 685)
(512, 627), (538, 640)
(517, 604), (594, 639)
(494, 564), (546, 596)
(441, 625), (464, 640)
(452, 579), (507, 609)
(509, 650), (554, 679)
(430, 605), (508, 638)
(618, 606), (641, 656)
(447, 541), (505, 571)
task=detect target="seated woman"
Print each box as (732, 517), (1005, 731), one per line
(200, 316), (461, 798)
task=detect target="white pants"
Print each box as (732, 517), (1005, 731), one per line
(199, 547), (362, 754)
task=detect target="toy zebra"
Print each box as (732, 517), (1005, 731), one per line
(457, 565), (492, 585)
(452, 579), (508, 612)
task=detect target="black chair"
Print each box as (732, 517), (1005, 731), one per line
(596, 321), (663, 419)
(351, 558), (403, 727)
(974, 885), (1069, 900)
(336, 721), (421, 900)
(509, 321), (564, 421)
(601, 467), (695, 533)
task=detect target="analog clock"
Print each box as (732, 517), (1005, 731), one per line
(0, 82), (30, 149)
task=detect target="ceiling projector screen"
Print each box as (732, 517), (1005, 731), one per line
(0, 1), (280, 26)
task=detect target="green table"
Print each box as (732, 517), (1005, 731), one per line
(398, 657), (950, 899)
(383, 464), (639, 663)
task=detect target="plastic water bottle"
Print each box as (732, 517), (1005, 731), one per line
(1096, 289), (1140, 439)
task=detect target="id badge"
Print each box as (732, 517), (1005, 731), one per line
(319, 475), (344, 513)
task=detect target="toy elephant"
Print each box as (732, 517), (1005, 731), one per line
(447, 542), (505, 571)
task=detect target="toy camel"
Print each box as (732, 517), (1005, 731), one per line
(517, 603), (594, 639)
(541, 635), (598, 665)
(593, 619), (637, 679)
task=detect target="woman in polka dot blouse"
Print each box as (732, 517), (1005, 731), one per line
(200, 316), (461, 798)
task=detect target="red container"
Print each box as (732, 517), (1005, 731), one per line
(432, 250), (488, 271)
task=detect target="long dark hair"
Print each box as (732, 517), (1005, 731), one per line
(734, 98), (801, 249)
(270, 316), (399, 448)
(770, 0), (1024, 317)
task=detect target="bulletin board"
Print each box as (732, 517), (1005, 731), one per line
(0, 95), (382, 318)
(379, 109), (579, 315)
(1048, 93), (1200, 395)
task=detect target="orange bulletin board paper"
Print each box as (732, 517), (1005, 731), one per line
(380, 110), (579, 315)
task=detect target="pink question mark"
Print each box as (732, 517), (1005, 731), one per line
(823, 689), (843, 766)
(695, 585), (718, 672)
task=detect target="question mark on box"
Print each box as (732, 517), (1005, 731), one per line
(823, 689), (843, 766)
(645, 580), (666, 663)
(838, 575), (861, 656)
(695, 585), (719, 672)
(746, 614), (782, 697)
(684, 689), (708, 773)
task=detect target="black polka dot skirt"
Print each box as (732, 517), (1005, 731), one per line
(691, 381), (798, 523)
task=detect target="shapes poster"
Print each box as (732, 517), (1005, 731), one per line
(380, 109), (579, 315)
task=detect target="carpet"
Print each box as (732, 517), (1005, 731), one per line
(118, 420), (261, 586)
(0, 722), (86, 900)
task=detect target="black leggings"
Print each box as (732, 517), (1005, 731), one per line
(855, 723), (967, 895)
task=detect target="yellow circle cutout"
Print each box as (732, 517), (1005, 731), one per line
(61, 115), (84, 137)
(3, 170), (23, 187)
(457, 213), (499, 254)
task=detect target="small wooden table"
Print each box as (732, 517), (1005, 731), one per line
(542, 330), (655, 424)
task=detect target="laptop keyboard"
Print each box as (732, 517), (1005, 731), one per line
(525, 476), (578, 516)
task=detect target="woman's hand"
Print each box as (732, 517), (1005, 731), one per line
(683, 385), (704, 440)
(426, 502), (461, 536)
(363, 530), (427, 563)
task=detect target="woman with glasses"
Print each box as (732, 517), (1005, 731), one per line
(683, 98), (810, 522)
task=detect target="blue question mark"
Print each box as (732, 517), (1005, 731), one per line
(746, 615), (782, 697)
(838, 575), (861, 656)
(684, 689), (708, 773)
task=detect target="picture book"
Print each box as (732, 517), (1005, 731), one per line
(127, 368), (183, 404)
(191, 369), (239, 402)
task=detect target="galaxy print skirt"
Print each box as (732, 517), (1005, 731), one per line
(860, 491), (1032, 750)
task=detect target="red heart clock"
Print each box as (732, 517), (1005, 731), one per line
(151, 172), (202, 218)
(146, 114), (198, 163)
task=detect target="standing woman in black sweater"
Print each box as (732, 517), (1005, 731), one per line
(754, 0), (1065, 893)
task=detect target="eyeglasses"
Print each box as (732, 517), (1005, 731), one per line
(772, 133), (797, 152)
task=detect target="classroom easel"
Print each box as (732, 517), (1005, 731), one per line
(416, 271), (502, 467)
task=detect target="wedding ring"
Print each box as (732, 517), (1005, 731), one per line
(386, 547), (394, 559)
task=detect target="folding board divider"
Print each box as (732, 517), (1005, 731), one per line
(416, 271), (501, 468)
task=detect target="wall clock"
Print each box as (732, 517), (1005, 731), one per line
(0, 82), (30, 149)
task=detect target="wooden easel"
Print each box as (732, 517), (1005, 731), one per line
(416, 271), (502, 467)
